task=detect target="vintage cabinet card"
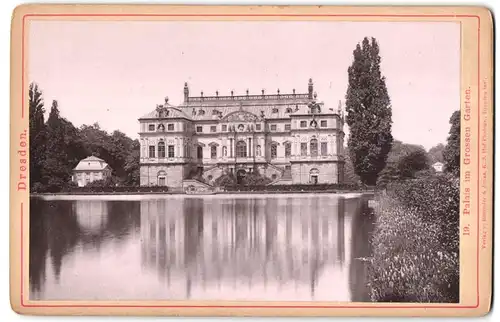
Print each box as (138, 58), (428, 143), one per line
(9, 4), (493, 317)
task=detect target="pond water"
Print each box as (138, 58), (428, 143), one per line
(29, 194), (375, 302)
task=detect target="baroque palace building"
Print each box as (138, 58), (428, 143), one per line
(138, 79), (345, 187)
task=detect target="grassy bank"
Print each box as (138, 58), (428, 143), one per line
(368, 175), (459, 303)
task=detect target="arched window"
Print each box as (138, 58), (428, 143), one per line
(286, 107), (293, 113)
(198, 109), (205, 115)
(284, 142), (291, 157)
(310, 139), (318, 157)
(271, 143), (278, 159)
(197, 146), (203, 159)
(158, 141), (166, 158)
(157, 123), (165, 132)
(211, 145), (217, 159)
(236, 140), (247, 158)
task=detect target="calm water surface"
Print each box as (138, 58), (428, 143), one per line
(29, 194), (374, 302)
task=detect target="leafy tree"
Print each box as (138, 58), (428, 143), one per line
(42, 100), (73, 191)
(29, 82), (47, 191)
(398, 149), (429, 179)
(443, 111), (460, 175)
(78, 125), (139, 184)
(377, 140), (429, 186)
(28, 83), (142, 192)
(428, 143), (445, 164)
(345, 37), (393, 185)
(123, 140), (140, 186)
(376, 165), (400, 188)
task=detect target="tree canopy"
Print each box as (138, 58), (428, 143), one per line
(377, 140), (430, 186)
(428, 143), (445, 164)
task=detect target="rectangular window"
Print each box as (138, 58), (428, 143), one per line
(148, 124), (155, 131)
(222, 125), (227, 131)
(256, 124), (261, 131)
(300, 121), (307, 128)
(271, 144), (277, 159)
(211, 145), (217, 159)
(149, 145), (155, 158)
(168, 145), (175, 158)
(310, 139), (318, 157)
(301, 143), (307, 156)
(320, 120), (327, 127)
(270, 124), (277, 131)
(321, 142), (328, 155)
(285, 124), (291, 131)
(158, 143), (166, 158)
(285, 143), (291, 157)
(196, 126), (203, 133)
(167, 123), (174, 131)
(210, 125), (217, 133)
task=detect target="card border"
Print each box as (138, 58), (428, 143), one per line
(17, 11), (482, 310)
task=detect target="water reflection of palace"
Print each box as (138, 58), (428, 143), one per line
(30, 196), (373, 301)
(140, 196), (356, 298)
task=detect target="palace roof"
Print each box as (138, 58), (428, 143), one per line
(139, 79), (342, 121)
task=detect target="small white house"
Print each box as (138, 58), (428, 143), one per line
(72, 156), (112, 187)
(432, 161), (444, 173)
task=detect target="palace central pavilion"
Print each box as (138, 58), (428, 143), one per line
(138, 79), (345, 188)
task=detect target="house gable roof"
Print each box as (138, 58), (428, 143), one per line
(73, 156), (111, 172)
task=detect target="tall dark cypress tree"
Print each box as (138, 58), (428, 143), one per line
(345, 37), (393, 186)
(29, 82), (47, 191)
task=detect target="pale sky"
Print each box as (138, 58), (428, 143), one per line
(29, 20), (460, 150)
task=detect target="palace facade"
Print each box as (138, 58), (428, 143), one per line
(138, 79), (345, 188)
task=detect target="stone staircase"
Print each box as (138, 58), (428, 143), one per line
(202, 165), (224, 183)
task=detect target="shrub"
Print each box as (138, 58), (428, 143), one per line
(213, 173), (236, 187)
(368, 175), (459, 303)
(85, 176), (118, 188)
(241, 172), (272, 186)
(386, 174), (459, 250)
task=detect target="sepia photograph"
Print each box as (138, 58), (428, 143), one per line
(25, 18), (464, 304)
